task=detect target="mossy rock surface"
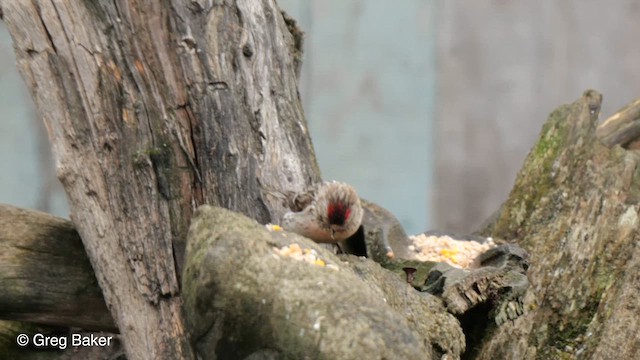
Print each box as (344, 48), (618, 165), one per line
(182, 205), (465, 360)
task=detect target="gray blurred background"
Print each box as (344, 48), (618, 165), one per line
(2, 1), (640, 235)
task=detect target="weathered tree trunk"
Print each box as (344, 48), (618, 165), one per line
(477, 90), (640, 359)
(2, 1), (318, 358)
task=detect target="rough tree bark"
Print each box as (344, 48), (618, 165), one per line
(477, 91), (640, 359)
(2, 1), (318, 358)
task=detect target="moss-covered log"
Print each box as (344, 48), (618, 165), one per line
(182, 205), (466, 359)
(477, 90), (640, 359)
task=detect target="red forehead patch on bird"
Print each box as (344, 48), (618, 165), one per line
(327, 202), (351, 226)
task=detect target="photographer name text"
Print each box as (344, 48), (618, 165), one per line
(16, 333), (113, 349)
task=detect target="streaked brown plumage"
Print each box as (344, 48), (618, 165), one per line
(274, 181), (363, 243)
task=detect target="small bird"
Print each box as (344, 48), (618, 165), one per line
(270, 181), (363, 244)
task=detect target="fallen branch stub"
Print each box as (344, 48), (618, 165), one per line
(417, 243), (528, 320)
(405, 238), (529, 360)
(596, 97), (640, 148)
(375, 228), (530, 328)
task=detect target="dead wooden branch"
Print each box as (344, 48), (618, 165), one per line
(596, 97), (640, 147)
(0, 204), (114, 332)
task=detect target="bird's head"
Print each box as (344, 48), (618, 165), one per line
(316, 181), (363, 241)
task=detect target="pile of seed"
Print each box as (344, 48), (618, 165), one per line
(408, 234), (496, 269)
(272, 243), (340, 271)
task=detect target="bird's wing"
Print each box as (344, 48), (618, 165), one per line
(262, 183), (319, 212)
(287, 185), (318, 212)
